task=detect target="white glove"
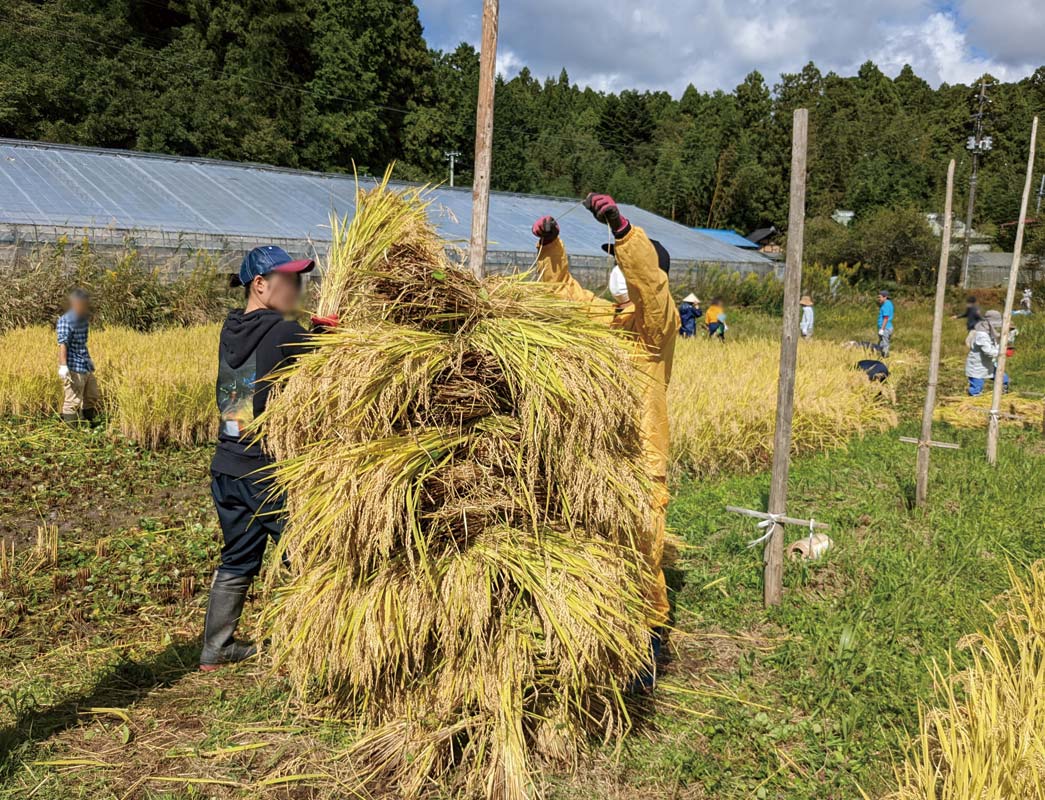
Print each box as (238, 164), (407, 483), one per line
(878, 329), (884, 336)
(58, 365), (69, 380)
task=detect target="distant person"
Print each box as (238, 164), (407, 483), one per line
(1015, 288), (1033, 315)
(56, 288), (99, 426)
(876, 290), (894, 357)
(678, 293), (702, 338)
(706, 297), (726, 340)
(952, 295), (982, 330)
(829, 274), (840, 301)
(965, 309), (1008, 396)
(857, 358), (889, 382)
(799, 295), (814, 339)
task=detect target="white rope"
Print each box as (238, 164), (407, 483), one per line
(746, 514), (781, 548)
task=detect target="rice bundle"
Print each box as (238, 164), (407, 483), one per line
(258, 175), (658, 798)
(935, 393), (1043, 430)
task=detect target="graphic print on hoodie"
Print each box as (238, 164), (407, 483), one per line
(211, 309), (310, 479)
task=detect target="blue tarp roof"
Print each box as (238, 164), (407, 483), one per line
(691, 228), (761, 249)
(0, 138), (770, 268)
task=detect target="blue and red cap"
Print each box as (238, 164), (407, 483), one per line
(234, 246), (315, 287)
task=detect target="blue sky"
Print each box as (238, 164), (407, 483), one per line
(415, 0), (1042, 95)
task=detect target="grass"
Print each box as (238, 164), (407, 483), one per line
(3, 301), (1045, 798)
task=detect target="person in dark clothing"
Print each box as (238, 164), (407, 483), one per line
(857, 359), (890, 382)
(952, 295), (982, 331)
(678, 293), (702, 337)
(201, 245), (336, 671)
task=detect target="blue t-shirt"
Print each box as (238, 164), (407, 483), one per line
(878, 299), (895, 331)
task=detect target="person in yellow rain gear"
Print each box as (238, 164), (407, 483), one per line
(532, 192), (678, 691)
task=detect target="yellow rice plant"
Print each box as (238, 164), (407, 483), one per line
(0, 324), (218, 445)
(669, 337), (899, 478)
(888, 561), (1045, 800)
(934, 393), (1043, 431)
(259, 173), (657, 799)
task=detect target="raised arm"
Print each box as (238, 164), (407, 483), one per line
(585, 194), (678, 351)
(532, 215), (615, 317)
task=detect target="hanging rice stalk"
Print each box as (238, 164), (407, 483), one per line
(258, 171), (658, 799)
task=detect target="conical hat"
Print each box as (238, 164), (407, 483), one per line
(683, 293), (699, 304)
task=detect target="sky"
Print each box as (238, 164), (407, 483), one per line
(414, 0), (1043, 95)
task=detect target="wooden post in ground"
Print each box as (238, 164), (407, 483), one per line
(466, 0), (499, 280)
(987, 116), (1038, 465)
(915, 159), (956, 506)
(764, 108), (809, 608)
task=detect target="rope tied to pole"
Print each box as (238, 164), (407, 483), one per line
(747, 514), (782, 548)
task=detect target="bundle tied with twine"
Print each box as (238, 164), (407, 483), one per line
(257, 171), (659, 799)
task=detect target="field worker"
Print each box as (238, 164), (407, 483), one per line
(56, 288), (100, 427)
(532, 192), (678, 690)
(705, 297), (726, 339)
(799, 295), (814, 338)
(876, 290), (894, 356)
(952, 295), (982, 330)
(678, 293), (702, 337)
(965, 309), (1009, 397)
(1016, 288), (1033, 315)
(202, 246), (337, 671)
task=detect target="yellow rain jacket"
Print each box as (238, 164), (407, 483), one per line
(536, 225), (678, 624)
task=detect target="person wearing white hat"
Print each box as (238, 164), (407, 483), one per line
(678, 293), (702, 337)
(800, 295), (814, 339)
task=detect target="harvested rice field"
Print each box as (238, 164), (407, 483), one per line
(3, 301), (1045, 800)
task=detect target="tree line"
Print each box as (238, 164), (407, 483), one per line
(1, 0), (1043, 276)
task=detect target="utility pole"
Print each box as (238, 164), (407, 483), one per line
(466, 0), (498, 280)
(444, 150), (461, 188)
(1036, 174), (1044, 214)
(959, 79), (993, 289)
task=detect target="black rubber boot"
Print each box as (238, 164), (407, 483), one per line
(61, 413), (80, 427)
(199, 570), (257, 671)
(82, 408), (99, 426)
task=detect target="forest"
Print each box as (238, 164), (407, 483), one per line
(1, 0), (1043, 255)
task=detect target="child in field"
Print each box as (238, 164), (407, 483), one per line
(705, 297), (726, 340)
(56, 288), (100, 426)
(201, 246), (336, 671)
(799, 295), (814, 338)
(965, 309), (1008, 396)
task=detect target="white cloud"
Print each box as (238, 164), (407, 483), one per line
(416, 0), (1042, 94)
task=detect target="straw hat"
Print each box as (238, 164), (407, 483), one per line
(683, 293), (700, 304)
(800, 295), (813, 306)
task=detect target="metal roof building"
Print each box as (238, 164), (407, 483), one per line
(691, 227), (761, 249)
(0, 138), (771, 281)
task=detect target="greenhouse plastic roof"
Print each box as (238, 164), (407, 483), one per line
(0, 138), (769, 267)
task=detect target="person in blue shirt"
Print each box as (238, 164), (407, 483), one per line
(876, 290), (895, 357)
(678, 293), (702, 337)
(56, 288), (100, 426)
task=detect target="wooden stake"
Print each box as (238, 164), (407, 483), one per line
(764, 108), (809, 608)
(466, 0), (499, 280)
(916, 159), (956, 506)
(900, 437), (960, 450)
(987, 116), (1038, 465)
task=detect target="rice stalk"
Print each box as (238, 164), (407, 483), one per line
(887, 561), (1045, 799)
(258, 173), (657, 799)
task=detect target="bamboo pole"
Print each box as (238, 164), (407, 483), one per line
(466, 0), (499, 279)
(764, 108), (809, 608)
(987, 116), (1038, 465)
(916, 159), (956, 505)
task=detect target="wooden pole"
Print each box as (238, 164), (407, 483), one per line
(764, 108), (808, 608)
(987, 116), (1038, 465)
(915, 159), (956, 506)
(466, 0), (499, 280)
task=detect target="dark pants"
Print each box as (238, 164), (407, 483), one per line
(210, 471), (286, 578)
(708, 322), (725, 340)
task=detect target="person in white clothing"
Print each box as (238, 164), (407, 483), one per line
(799, 295), (814, 338)
(965, 309), (1008, 396)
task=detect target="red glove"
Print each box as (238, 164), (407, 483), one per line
(1006, 347), (1015, 358)
(310, 313), (339, 331)
(531, 215), (559, 245)
(584, 193), (630, 237)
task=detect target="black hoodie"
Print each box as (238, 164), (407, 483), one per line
(211, 308), (310, 478)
